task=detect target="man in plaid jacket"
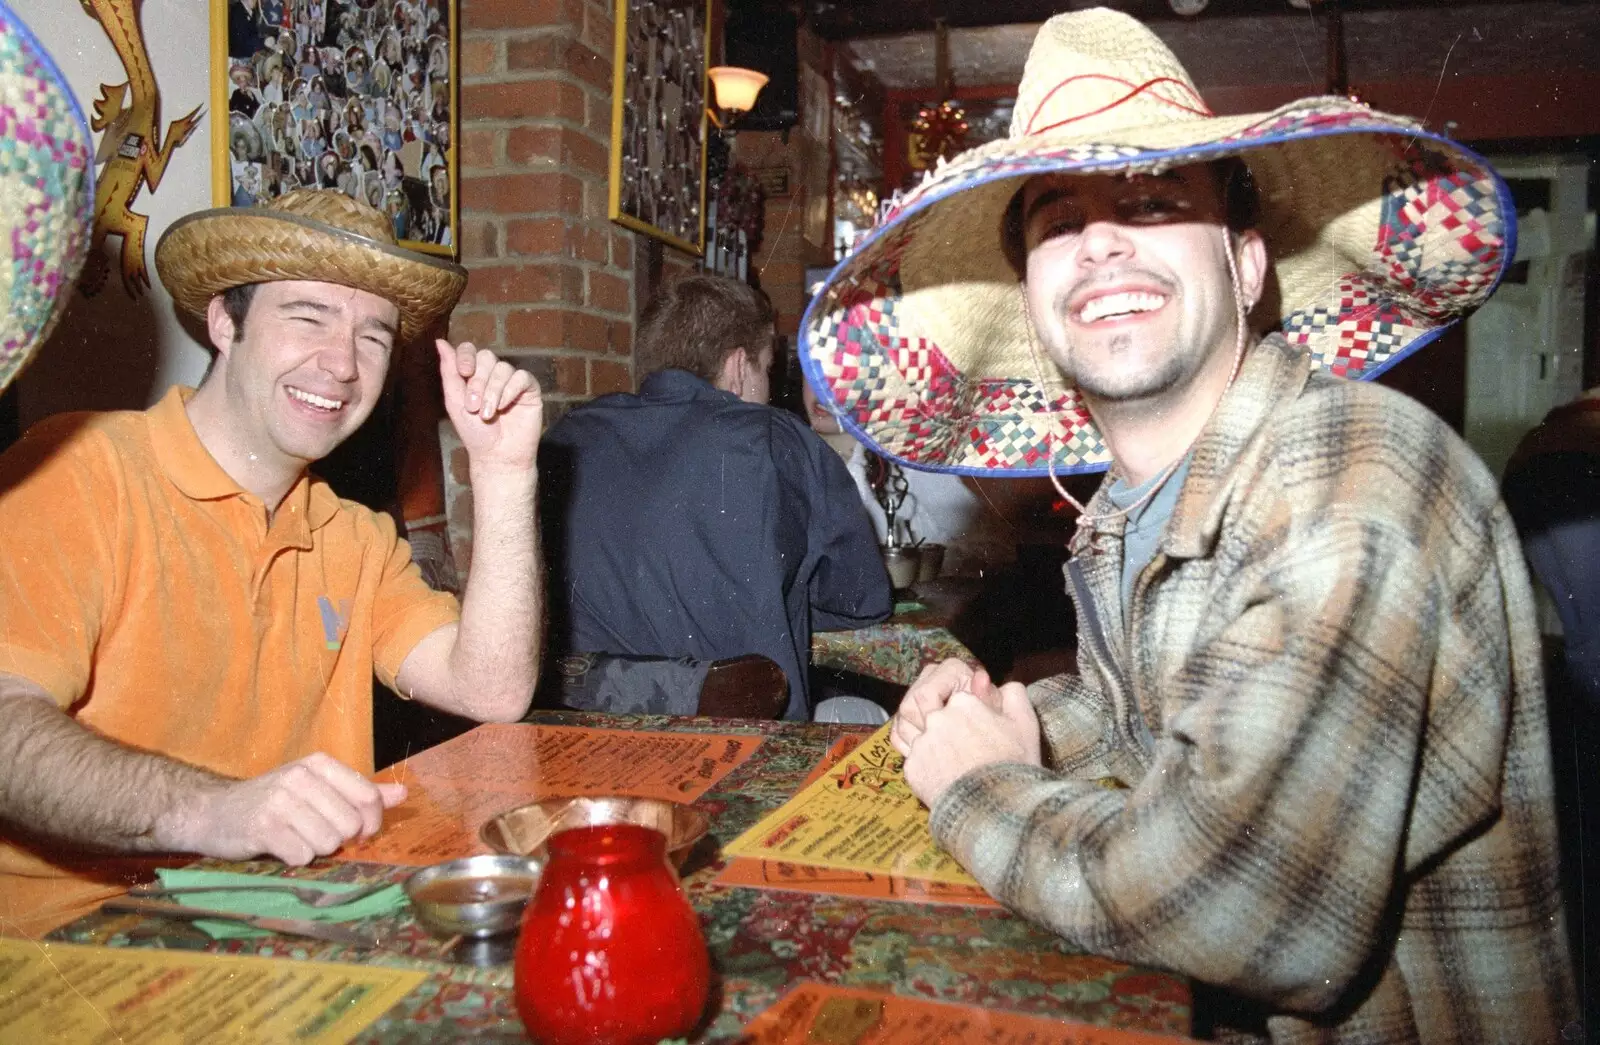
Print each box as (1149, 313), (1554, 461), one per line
(829, 12), (1581, 1045)
(895, 331), (1575, 1041)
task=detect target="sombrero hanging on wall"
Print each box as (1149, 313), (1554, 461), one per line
(0, 0), (95, 393)
(800, 8), (1514, 477)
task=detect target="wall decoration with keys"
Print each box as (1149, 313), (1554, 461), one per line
(607, 0), (709, 256)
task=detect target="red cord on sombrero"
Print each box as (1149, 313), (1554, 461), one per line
(1025, 75), (1213, 136)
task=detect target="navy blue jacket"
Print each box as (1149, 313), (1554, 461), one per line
(539, 369), (892, 719)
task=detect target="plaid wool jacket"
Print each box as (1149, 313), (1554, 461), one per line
(930, 336), (1577, 1044)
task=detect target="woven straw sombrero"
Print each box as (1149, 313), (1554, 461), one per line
(0, 0), (93, 392)
(156, 188), (466, 345)
(801, 8), (1513, 476)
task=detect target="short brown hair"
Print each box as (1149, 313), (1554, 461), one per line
(220, 283), (259, 339)
(639, 274), (774, 383)
(999, 157), (1261, 277)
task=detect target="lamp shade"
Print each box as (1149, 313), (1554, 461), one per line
(708, 66), (768, 113)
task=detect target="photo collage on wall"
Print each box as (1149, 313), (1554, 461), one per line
(223, 0), (455, 253)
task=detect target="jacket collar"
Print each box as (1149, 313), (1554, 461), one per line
(639, 368), (738, 405)
(1072, 334), (1311, 559)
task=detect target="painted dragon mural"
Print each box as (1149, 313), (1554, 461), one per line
(79, 0), (204, 297)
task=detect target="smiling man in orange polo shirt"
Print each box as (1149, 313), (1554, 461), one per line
(0, 189), (544, 935)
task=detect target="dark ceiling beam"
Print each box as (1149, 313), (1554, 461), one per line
(805, 0), (1579, 40)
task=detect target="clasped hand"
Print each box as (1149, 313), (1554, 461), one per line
(891, 659), (1044, 810)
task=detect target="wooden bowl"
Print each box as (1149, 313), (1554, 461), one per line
(480, 796), (711, 869)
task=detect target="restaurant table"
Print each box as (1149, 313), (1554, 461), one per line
(810, 578), (983, 686)
(45, 712), (1190, 1043)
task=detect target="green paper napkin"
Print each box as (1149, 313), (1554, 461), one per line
(154, 868), (407, 940)
(892, 600), (926, 615)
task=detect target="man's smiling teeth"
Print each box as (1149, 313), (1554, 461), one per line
(286, 387), (344, 411)
(1077, 291), (1166, 324)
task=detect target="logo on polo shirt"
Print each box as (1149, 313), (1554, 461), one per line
(318, 596), (353, 651)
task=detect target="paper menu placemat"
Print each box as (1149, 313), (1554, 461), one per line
(712, 856), (997, 906)
(340, 723), (761, 865)
(0, 938), (425, 1045)
(721, 723), (979, 887)
(739, 983), (1198, 1044)
(714, 735), (996, 906)
(378, 723), (761, 801)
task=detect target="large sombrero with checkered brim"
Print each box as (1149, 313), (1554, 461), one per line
(800, 8), (1514, 477)
(156, 188), (466, 345)
(0, 0), (94, 393)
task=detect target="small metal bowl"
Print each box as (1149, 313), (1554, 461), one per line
(480, 796), (711, 869)
(881, 545), (921, 590)
(403, 853), (543, 939)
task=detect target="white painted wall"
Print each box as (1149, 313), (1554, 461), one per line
(1464, 156), (1594, 480)
(19, 0), (214, 426)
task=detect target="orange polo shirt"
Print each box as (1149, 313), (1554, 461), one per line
(0, 387), (460, 935)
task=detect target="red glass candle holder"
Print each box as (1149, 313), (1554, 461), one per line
(514, 822), (711, 1045)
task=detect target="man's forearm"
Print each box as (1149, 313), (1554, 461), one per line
(0, 686), (224, 854)
(449, 464), (543, 720)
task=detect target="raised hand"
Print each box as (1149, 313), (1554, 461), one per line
(437, 340), (543, 473)
(179, 753), (407, 866)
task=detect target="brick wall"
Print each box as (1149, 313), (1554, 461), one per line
(452, 0), (640, 414)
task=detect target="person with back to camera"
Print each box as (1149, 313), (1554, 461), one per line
(541, 275), (892, 723)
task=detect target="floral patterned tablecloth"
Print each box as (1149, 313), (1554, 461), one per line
(810, 622), (977, 687)
(49, 713), (1189, 1043)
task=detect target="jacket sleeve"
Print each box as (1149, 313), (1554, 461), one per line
(1027, 672), (1139, 783)
(929, 511), (1497, 1014)
(777, 422), (892, 631)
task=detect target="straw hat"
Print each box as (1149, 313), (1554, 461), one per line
(155, 188), (466, 344)
(0, 0), (94, 393)
(801, 8), (1513, 476)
